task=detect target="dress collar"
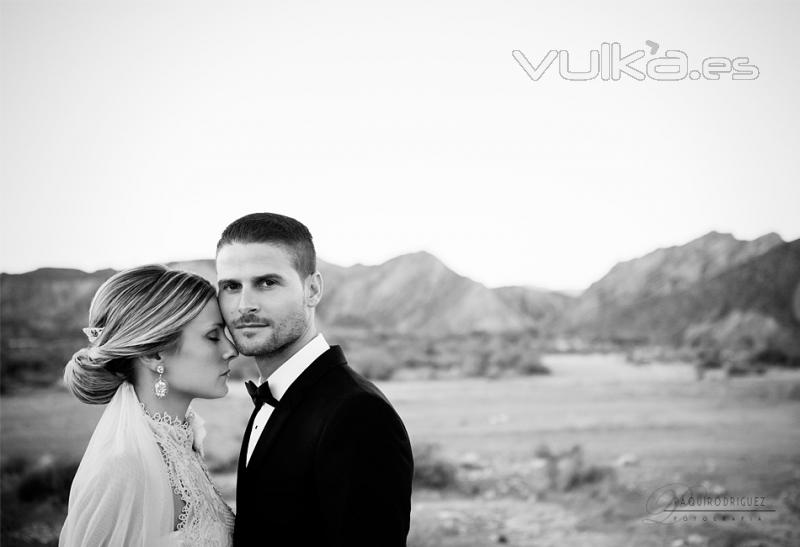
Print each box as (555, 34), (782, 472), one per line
(140, 403), (194, 451)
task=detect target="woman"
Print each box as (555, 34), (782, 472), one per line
(59, 265), (238, 547)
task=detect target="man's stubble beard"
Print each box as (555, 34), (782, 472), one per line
(232, 308), (309, 358)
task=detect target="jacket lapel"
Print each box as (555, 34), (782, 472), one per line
(238, 405), (260, 479)
(245, 346), (347, 473)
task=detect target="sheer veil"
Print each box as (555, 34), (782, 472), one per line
(60, 382), (176, 546)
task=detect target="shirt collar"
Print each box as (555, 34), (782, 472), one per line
(260, 333), (329, 401)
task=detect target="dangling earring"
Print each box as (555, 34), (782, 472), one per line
(154, 364), (168, 398)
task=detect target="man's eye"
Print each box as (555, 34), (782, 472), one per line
(208, 335), (220, 342)
(258, 280), (276, 288)
(221, 283), (239, 292)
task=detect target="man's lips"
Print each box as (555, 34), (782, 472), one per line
(235, 323), (269, 329)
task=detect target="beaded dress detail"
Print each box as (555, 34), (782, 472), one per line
(141, 405), (234, 547)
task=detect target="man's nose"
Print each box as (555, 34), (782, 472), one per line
(237, 288), (259, 314)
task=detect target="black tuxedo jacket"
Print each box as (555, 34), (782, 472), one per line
(233, 345), (414, 546)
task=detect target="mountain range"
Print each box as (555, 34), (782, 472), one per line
(2, 231), (799, 388)
(563, 232), (800, 349)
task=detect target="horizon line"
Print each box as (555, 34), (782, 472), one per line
(2, 229), (793, 295)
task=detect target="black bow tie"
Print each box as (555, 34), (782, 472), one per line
(245, 380), (280, 409)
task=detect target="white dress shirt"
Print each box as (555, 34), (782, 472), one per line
(246, 333), (330, 465)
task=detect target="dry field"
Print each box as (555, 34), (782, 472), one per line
(2, 353), (800, 546)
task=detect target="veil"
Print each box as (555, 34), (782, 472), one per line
(59, 382), (176, 546)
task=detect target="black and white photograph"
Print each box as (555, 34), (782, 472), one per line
(1, 1), (799, 546)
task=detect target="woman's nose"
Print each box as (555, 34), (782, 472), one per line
(221, 337), (239, 360)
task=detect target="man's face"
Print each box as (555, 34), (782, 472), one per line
(216, 242), (310, 357)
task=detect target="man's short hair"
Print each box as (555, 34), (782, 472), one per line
(216, 213), (316, 278)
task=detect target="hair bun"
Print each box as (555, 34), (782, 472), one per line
(64, 347), (123, 405)
(72, 347), (99, 366)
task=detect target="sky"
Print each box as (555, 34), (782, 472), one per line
(2, 0), (798, 292)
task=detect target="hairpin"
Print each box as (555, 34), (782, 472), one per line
(82, 327), (104, 343)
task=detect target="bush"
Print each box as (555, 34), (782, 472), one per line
(787, 383), (800, 401)
(206, 453), (239, 474)
(1, 456), (30, 477)
(347, 346), (397, 381)
(750, 347), (800, 368)
(412, 443), (458, 490)
(16, 458), (79, 504)
(516, 358), (551, 376)
(358, 360), (395, 381)
(461, 351), (491, 378)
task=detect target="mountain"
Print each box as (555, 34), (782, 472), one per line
(493, 286), (575, 336)
(316, 252), (539, 335)
(567, 231), (783, 331)
(0, 252), (563, 389)
(565, 233), (800, 353)
(649, 239), (800, 351)
(0, 268), (114, 389)
(2, 232), (798, 392)
(170, 253), (541, 335)
(566, 232), (782, 331)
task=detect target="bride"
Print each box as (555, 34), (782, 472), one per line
(59, 264), (237, 546)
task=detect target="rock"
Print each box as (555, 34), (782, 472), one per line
(458, 452), (484, 470)
(700, 480), (726, 496)
(550, 445), (583, 491)
(687, 533), (707, 546)
(614, 453), (639, 467)
(530, 457), (549, 470)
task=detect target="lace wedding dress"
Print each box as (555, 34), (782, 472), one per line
(145, 404), (234, 546)
(60, 383), (234, 547)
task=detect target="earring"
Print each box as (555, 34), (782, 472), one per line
(154, 364), (168, 398)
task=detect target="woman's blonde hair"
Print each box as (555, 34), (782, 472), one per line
(64, 265), (216, 404)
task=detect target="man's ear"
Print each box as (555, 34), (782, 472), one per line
(139, 352), (164, 373)
(305, 271), (323, 308)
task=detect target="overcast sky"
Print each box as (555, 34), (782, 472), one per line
(2, 0), (798, 291)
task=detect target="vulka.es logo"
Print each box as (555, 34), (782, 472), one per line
(512, 41), (759, 82)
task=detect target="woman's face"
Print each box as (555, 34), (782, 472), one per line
(162, 299), (238, 400)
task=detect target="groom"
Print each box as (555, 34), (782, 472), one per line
(215, 213), (414, 546)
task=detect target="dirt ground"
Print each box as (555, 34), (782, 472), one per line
(3, 353), (800, 546)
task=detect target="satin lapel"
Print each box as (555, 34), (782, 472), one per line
(238, 406), (260, 478)
(246, 346), (347, 473)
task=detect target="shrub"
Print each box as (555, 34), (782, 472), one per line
(347, 346), (397, 381)
(516, 358), (551, 376)
(206, 453), (239, 474)
(356, 360), (395, 381)
(412, 443), (458, 490)
(1, 456), (30, 477)
(16, 458), (79, 504)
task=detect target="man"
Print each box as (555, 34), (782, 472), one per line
(215, 212), (414, 546)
